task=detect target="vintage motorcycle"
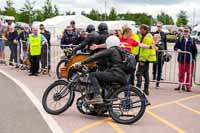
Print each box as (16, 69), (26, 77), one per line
(42, 65), (148, 124)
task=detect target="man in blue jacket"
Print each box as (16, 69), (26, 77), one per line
(174, 26), (198, 92)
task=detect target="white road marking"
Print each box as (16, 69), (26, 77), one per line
(0, 70), (64, 133)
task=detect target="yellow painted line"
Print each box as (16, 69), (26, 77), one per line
(146, 110), (186, 133)
(176, 102), (200, 115)
(149, 94), (200, 110)
(106, 121), (125, 133)
(72, 118), (111, 133)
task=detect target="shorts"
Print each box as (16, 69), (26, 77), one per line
(0, 40), (5, 52)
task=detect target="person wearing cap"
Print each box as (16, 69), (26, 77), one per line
(27, 26), (48, 76)
(18, 25), (31, 63)
(174, 26), (198, 92)
(136, 24), (157, 95)
(40, 24), (51, 74)
(152, 22), (167, 88)
(61, 25), (78, 49)
(73, 35), (128, 104)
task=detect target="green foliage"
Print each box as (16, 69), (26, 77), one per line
(108, 7), (118, 20)
(85, 9), (102, 21)
(18, 0), (36, 24)
(0, 1), (177, 27)
(157, 12), (174, 25)
(3, 0), (17, 17)
(65, 11), (76, 15)
(176, 10), (188, 27)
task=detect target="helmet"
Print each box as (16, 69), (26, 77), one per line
(105, 35), (120, 49)
(98, 23), (108, 32)
(163, 54), (172, 62)
(86, 24), (95, 33)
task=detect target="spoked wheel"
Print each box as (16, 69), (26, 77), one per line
(42, 80), (75, 115)
(108, 86), (146, 124)
(56, 60), (68, 79)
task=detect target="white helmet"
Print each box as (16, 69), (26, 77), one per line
(105, 35), (120, 49)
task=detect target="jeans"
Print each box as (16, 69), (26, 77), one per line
(9, 42), (18, 64)
(0, 39), (5, 52)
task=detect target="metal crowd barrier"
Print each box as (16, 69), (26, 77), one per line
(194, 52), (200, 86)
(149, 50), (193, 86)
(0, 41), (196, 88)
(48, 44), (77, 78)
(0, 40), (49, 75)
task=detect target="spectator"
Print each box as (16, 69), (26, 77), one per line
(8, 26), (19, 67)
(152, 22), (167, 88)
(70, 20), (76, 32)
(18, 24), (31, 61)
(174, 26), (198, 92)
(39, 24), (51, 74)
(0, 20), (6, 64)
(136, 24), (157, 95)
(60, 26), (78, 49)
(74, 30), (87, 46)
(27, 26), (47, 76)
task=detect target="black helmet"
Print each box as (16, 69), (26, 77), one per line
(163, 54), (172, 62)
(98, 23), (108, 32)
(86, 24), (95, 33)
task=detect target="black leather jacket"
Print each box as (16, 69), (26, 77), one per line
(74, 31), (99, 53)
(81, 46), (128, 82)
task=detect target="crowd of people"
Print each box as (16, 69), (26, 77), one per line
(0, 19), (198, 102)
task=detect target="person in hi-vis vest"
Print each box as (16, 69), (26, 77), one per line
(27, 26), (47, 76)
(136, 24), (157, 96)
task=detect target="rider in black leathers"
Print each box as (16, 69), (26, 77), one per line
(73, 24), (99, 53)
(74, 23), (110, 70)
(74, 35), (128, 104)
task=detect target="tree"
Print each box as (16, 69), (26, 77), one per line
(86, 9), (101, 21)
(65, 11), (75, 15)
(4, 0), (17, 17)
(19, 0), (36, 24)
(108, 7), (118, 20)
(43, 0), (54, 18)
(176, 10), (188, 27)
(157, 12), (174, 25)
(54, 5), (59, 16)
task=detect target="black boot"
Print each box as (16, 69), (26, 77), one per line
(143, 89), (149, 96)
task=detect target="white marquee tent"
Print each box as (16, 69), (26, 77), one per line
(35, 14), (96, 38)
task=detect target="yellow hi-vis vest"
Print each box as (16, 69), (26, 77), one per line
(138, 33), (157, 62)
(131, 32), (140, 55)
(29, 34), (42, 56)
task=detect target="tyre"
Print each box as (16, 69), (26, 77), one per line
(42, 80), (75, 115)
(108, 86), (146, 124)
(56, 60), (68, 79)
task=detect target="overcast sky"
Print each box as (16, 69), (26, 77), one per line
(0, 0), (199, 24)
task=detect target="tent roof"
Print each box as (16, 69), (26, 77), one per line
(40, 14), (95, 29)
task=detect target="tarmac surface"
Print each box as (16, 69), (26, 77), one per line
(0, 65), (200, 133)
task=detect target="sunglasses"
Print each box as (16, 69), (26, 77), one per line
(157, 25), (162, 27)
(184, 30), (189, 33)
(71, 22), (75, 25)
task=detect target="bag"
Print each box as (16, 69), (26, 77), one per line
(116, 47), (137, 73)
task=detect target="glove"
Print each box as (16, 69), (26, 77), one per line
(73, 62), (81, 69)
